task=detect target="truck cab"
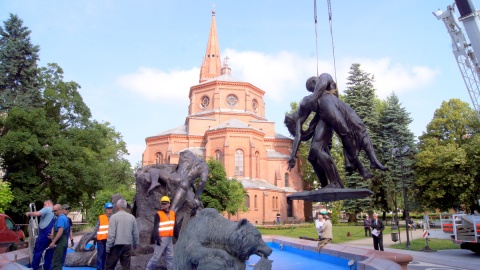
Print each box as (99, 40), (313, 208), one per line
(0, 213), (27, 253)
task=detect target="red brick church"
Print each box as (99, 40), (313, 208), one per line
(142, 10), (306, 224)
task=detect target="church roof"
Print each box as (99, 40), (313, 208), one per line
(199, 73), (244, 85)
(239, 178), (298, 193)
(208, 118), (261, 131)
(266, 150), (290, 159)
(155, 124), (188, 136)
(274, 133), (292, 140)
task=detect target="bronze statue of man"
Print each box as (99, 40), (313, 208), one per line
(286, 73), (386, 188)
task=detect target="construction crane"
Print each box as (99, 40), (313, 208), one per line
(434, 0), (480, 121)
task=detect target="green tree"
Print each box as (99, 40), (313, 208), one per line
(0, 180), (14, 212)
(0, 14), (41, 113)
(342, 63), (381, 219)
(200, 159), (247, 215)
(415, 99), (480, 212)
(378, 93), (416, 219)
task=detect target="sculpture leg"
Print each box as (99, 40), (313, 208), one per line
(359, 133), (387, 171)
(340, 135), (373, 179)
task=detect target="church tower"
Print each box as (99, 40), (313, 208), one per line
(199, 10), (222, 83)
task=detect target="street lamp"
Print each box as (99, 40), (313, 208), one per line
(393, 146), (411, 249)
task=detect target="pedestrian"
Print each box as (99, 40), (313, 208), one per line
(423, 211), (430, 229)
(106, 199), (139, 270)
(93, 202), (114, 270)
(25, 199), (55, 270)
(363, 214), (371, 237)
(317, 215), (332, 251)
(276, 213), (281, 225)
(146, 196), (177, 270)
(315, 213), (324, 240)
(50, 204), (71, 270)
(371, 213), (384, 251)
(62, 204), (74, 247)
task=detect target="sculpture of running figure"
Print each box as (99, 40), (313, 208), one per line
(286, 73), (386, 188)
(147, 150), (208, 214)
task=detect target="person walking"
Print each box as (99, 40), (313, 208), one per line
(315, 213), (324, 240)
(50, 204), (71, 270)
(62, 204), (74, 247)
(146, 196), (177, 270)
(317, 215), (332, 251)
(364, 214), (372, 237)
(106, 199), (139, 270)
(423, 211), (430, 229)
(93, 202), (113, 270)
(276, 213), (281, 225)
(25, 199), (55, 270)
(371, 213), (384, 251)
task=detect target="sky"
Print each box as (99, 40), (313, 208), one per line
(1, 0), (476, 166)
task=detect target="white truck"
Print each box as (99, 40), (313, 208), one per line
(440, 213), (480, 254)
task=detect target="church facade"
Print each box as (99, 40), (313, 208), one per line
(142, 10), (305, 224)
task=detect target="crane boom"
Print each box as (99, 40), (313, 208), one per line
(434, 0), (480, 121)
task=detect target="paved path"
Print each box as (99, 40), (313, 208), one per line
(343, 229), (480, 270)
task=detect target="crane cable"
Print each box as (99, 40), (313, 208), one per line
(327, 0), (338, 83)
(314, 0), (319, 76)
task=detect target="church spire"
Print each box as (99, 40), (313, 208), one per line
(199, 9), (222, 83)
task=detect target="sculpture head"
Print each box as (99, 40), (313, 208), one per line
(306, 76), (317, 92)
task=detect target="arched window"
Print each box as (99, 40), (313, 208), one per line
(244, 194), (250, 209)
(235, 149), (244, 176)
(255, 151), (260, 178)
(155, 152), (163, 164)
(276, 197), (278, 209)
(285, 173), (289, 187)
(254, 195), (258, 209)
(215, 150), (223, 164)
(272, 197), (275, 209)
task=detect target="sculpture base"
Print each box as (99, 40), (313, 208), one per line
(287, 188), (373, 202)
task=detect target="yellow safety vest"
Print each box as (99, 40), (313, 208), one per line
(96, 214), (109, 240)
(157, 210), (175, 237)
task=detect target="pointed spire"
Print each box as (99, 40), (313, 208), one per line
(199, 9), (222, 83)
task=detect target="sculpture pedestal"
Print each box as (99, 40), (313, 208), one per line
(287, 188), (372, 202)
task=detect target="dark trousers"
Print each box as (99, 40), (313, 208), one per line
(373, 234), (384, 251)
(52, 235), (68, 270)
(106, 245), (132, 270)
(31, 219), (55, 270)
(364, 227), (371, 237)
(97, 240), (107, 270)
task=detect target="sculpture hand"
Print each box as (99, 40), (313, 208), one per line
(287, 157), (296, 171)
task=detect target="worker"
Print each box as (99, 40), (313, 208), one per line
(50, 204), (71, 270)
(25, 199), (55, 270)
(93, 202), (114, 270)
(146, 196), (177, 270)
(62, 204), (74, 247)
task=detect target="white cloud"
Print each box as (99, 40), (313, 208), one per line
(336, 57), (440, 98)
(116, 67), (199, 101)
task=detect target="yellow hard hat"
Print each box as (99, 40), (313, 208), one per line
(160, 196), (170, 203)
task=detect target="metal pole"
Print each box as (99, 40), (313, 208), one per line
(400, 154), (411, 249)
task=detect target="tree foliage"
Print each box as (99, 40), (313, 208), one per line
(342, 63), (380, 216)
(0, 180), (14, 212)
(200, 159), (247, 215)
(0, 16), (134, 215)
(415, 99), (480, 212)
(0, 14), (41, 112)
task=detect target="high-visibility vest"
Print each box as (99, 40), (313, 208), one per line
(157, 210), (175, 237)
(96, 214), (109, 240)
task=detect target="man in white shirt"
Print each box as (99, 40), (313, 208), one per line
(315, 213), (324, 240)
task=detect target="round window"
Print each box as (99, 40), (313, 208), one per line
(200, 96), (210, 109)
(226, 94), (238, 107)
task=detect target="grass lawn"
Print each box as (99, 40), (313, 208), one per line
(257, 223), (379, 244)
(389, 238), (460, 251)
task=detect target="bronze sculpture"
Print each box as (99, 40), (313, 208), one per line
(286, 73), (386, 189)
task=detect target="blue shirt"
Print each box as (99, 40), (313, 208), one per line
(54, 214), (70, 236)
(39, 206), (54, 230)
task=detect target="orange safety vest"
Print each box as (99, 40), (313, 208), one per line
(96, 214), (109, 240)
(157, 210), (175, 237)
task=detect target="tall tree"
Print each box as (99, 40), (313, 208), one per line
(415, 99), (480, 212)
(201, 159), (247, 215)
(0, 14), (41, 112)
(378, 93), (416, 219)
(342, 63), (381, 219)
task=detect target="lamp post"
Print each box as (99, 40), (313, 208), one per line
(393, 146), (411, 249)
